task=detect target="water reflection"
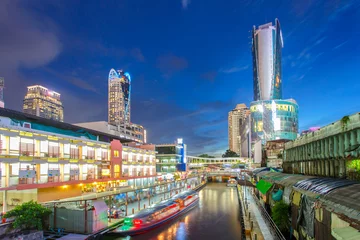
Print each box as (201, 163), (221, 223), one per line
(105, 183), (242, 240)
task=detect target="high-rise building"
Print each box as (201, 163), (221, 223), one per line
(228, 104), (250, 155)
(0, 77), (4, 108)
(252, 18), (283, 101)
(108, 69), (131, 126)
(23, 85), (64, 122)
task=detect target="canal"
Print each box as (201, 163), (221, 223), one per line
(104, 183), (242, 240)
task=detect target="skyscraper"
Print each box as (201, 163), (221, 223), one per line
(108, 69), (131, 126)
(23, 85), (64, 122)
(228, 104), (250, 155)
(250, 19), (298, 145)
(252, 18), (283, 101)
(0, 77), (4, 108)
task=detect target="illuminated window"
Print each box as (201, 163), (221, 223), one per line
(114, 150), (119, 157)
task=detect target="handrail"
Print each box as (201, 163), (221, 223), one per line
(251, 192), (286, 240)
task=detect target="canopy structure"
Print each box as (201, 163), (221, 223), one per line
(293, 178), (357, 195)
(256, 179), (273, 195)
(332, 226), (360, 240)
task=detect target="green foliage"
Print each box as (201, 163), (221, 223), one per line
(4, 200), (52, 230)
(341, 115), (350, 131)
(222, 149), (239, 158)
(347, 159), (360, 171)
(271, 200), (290, 232)
(198, 154), (215, 158)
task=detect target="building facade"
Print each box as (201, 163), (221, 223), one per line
(75, 121), (146, 144)
(252, 19), (283, 101)
(283, 112), (360, 180)
(156, 139), (187, 174)
(250, 99), (298, 143)
(108, 69), (131, 126)
(240, 114), (251, 158)
(228, 104), (250, 155)
(0, 108), (156, 213)
(23, 85), (64, 122)
(0, 77), (4, 108)
(264, 139), (289, 168)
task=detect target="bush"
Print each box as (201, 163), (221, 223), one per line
(271, 200), (290, 232)
(4, 200), (52, 230)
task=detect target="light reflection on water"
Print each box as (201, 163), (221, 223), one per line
(105, 183), (242, 240)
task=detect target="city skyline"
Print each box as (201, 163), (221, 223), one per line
(1, 0), (359, 155)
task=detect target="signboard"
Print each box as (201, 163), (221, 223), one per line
(19, 170), (36, 178)
(48, 169), (60, 177)
(70, 169), (79, 176)
(101, 169), (110, 176)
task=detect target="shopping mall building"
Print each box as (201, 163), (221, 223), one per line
(0, 108), (156, 212)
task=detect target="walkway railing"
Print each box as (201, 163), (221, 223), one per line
(251, 192), (286, 240)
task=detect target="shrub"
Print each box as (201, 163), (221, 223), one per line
(271, 200), (290, 232)
(4, 200), (52, 230)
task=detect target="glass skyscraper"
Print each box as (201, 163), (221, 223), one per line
(108, 69), (131, 126)
(250, 19), (298, 144)
(252, 18), (283, 101)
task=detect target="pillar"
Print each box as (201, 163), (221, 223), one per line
(344, 133), (349, 157)
(333, 136), (338, 159)
(339, 134), (344, 158)
(2, 190), (7, 213)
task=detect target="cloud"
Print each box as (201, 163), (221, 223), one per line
(156, 54), (188, 78)
(0, 0), (62, 111)
(220, 65), (249, 74)
(332, 40), (349, 50)
(131, 99), (230, 155)
(130, 48), (145, 62)
(200, 71), (217, 82)
(181, 0), (191, 9)
(43, 68), (99, 93)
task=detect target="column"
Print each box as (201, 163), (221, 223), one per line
(344, 133), (349, 157)
(333, 136), (338, 159)
(2, 190), (7, 213)
(350, 130), (356, 157)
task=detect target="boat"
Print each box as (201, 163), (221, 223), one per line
(112, 190), (199, 235)
(226, 179), (237, 187)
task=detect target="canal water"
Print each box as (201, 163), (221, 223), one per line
(104, 183), (242, 240)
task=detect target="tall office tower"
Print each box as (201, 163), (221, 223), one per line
(0, 78), (4, 108)
(252, 18), (283, 101)
(108, 69), (131, 126)
(23, 85), (64, 122)
(228, 104), (250, 155)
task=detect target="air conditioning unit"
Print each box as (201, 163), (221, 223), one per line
(23, 122), (31, 129)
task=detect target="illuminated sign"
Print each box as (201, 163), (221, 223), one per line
(177, 138), (183, 144)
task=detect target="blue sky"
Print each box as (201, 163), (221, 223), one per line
(0, 0), (359, 155)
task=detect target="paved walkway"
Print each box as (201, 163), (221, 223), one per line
(244, 187), (274, 240)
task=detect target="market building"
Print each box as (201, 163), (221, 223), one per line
(0, 108), (156, 213)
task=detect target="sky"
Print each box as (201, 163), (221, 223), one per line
(0, 0), (359, 156)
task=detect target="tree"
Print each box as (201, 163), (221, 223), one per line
(198, 154), (215, 158)
(271, 200), (290, 233)
(4, 200), (52, 230)
(222, 149), (239, 158)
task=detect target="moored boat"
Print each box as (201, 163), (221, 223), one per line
(113, 190), (199, 235)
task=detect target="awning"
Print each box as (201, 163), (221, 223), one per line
(332, 226), (360, 240)
(256, 179), (273, 195)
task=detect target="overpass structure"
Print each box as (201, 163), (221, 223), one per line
(284, 112), (360, 179)
(187, 156), (250, 168)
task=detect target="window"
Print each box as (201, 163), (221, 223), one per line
(114, 150), (119, 157)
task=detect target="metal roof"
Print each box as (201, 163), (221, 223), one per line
(0, 108), (132, 143)
(322, 184), (360, 216)
(293, 178), (358, 195)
